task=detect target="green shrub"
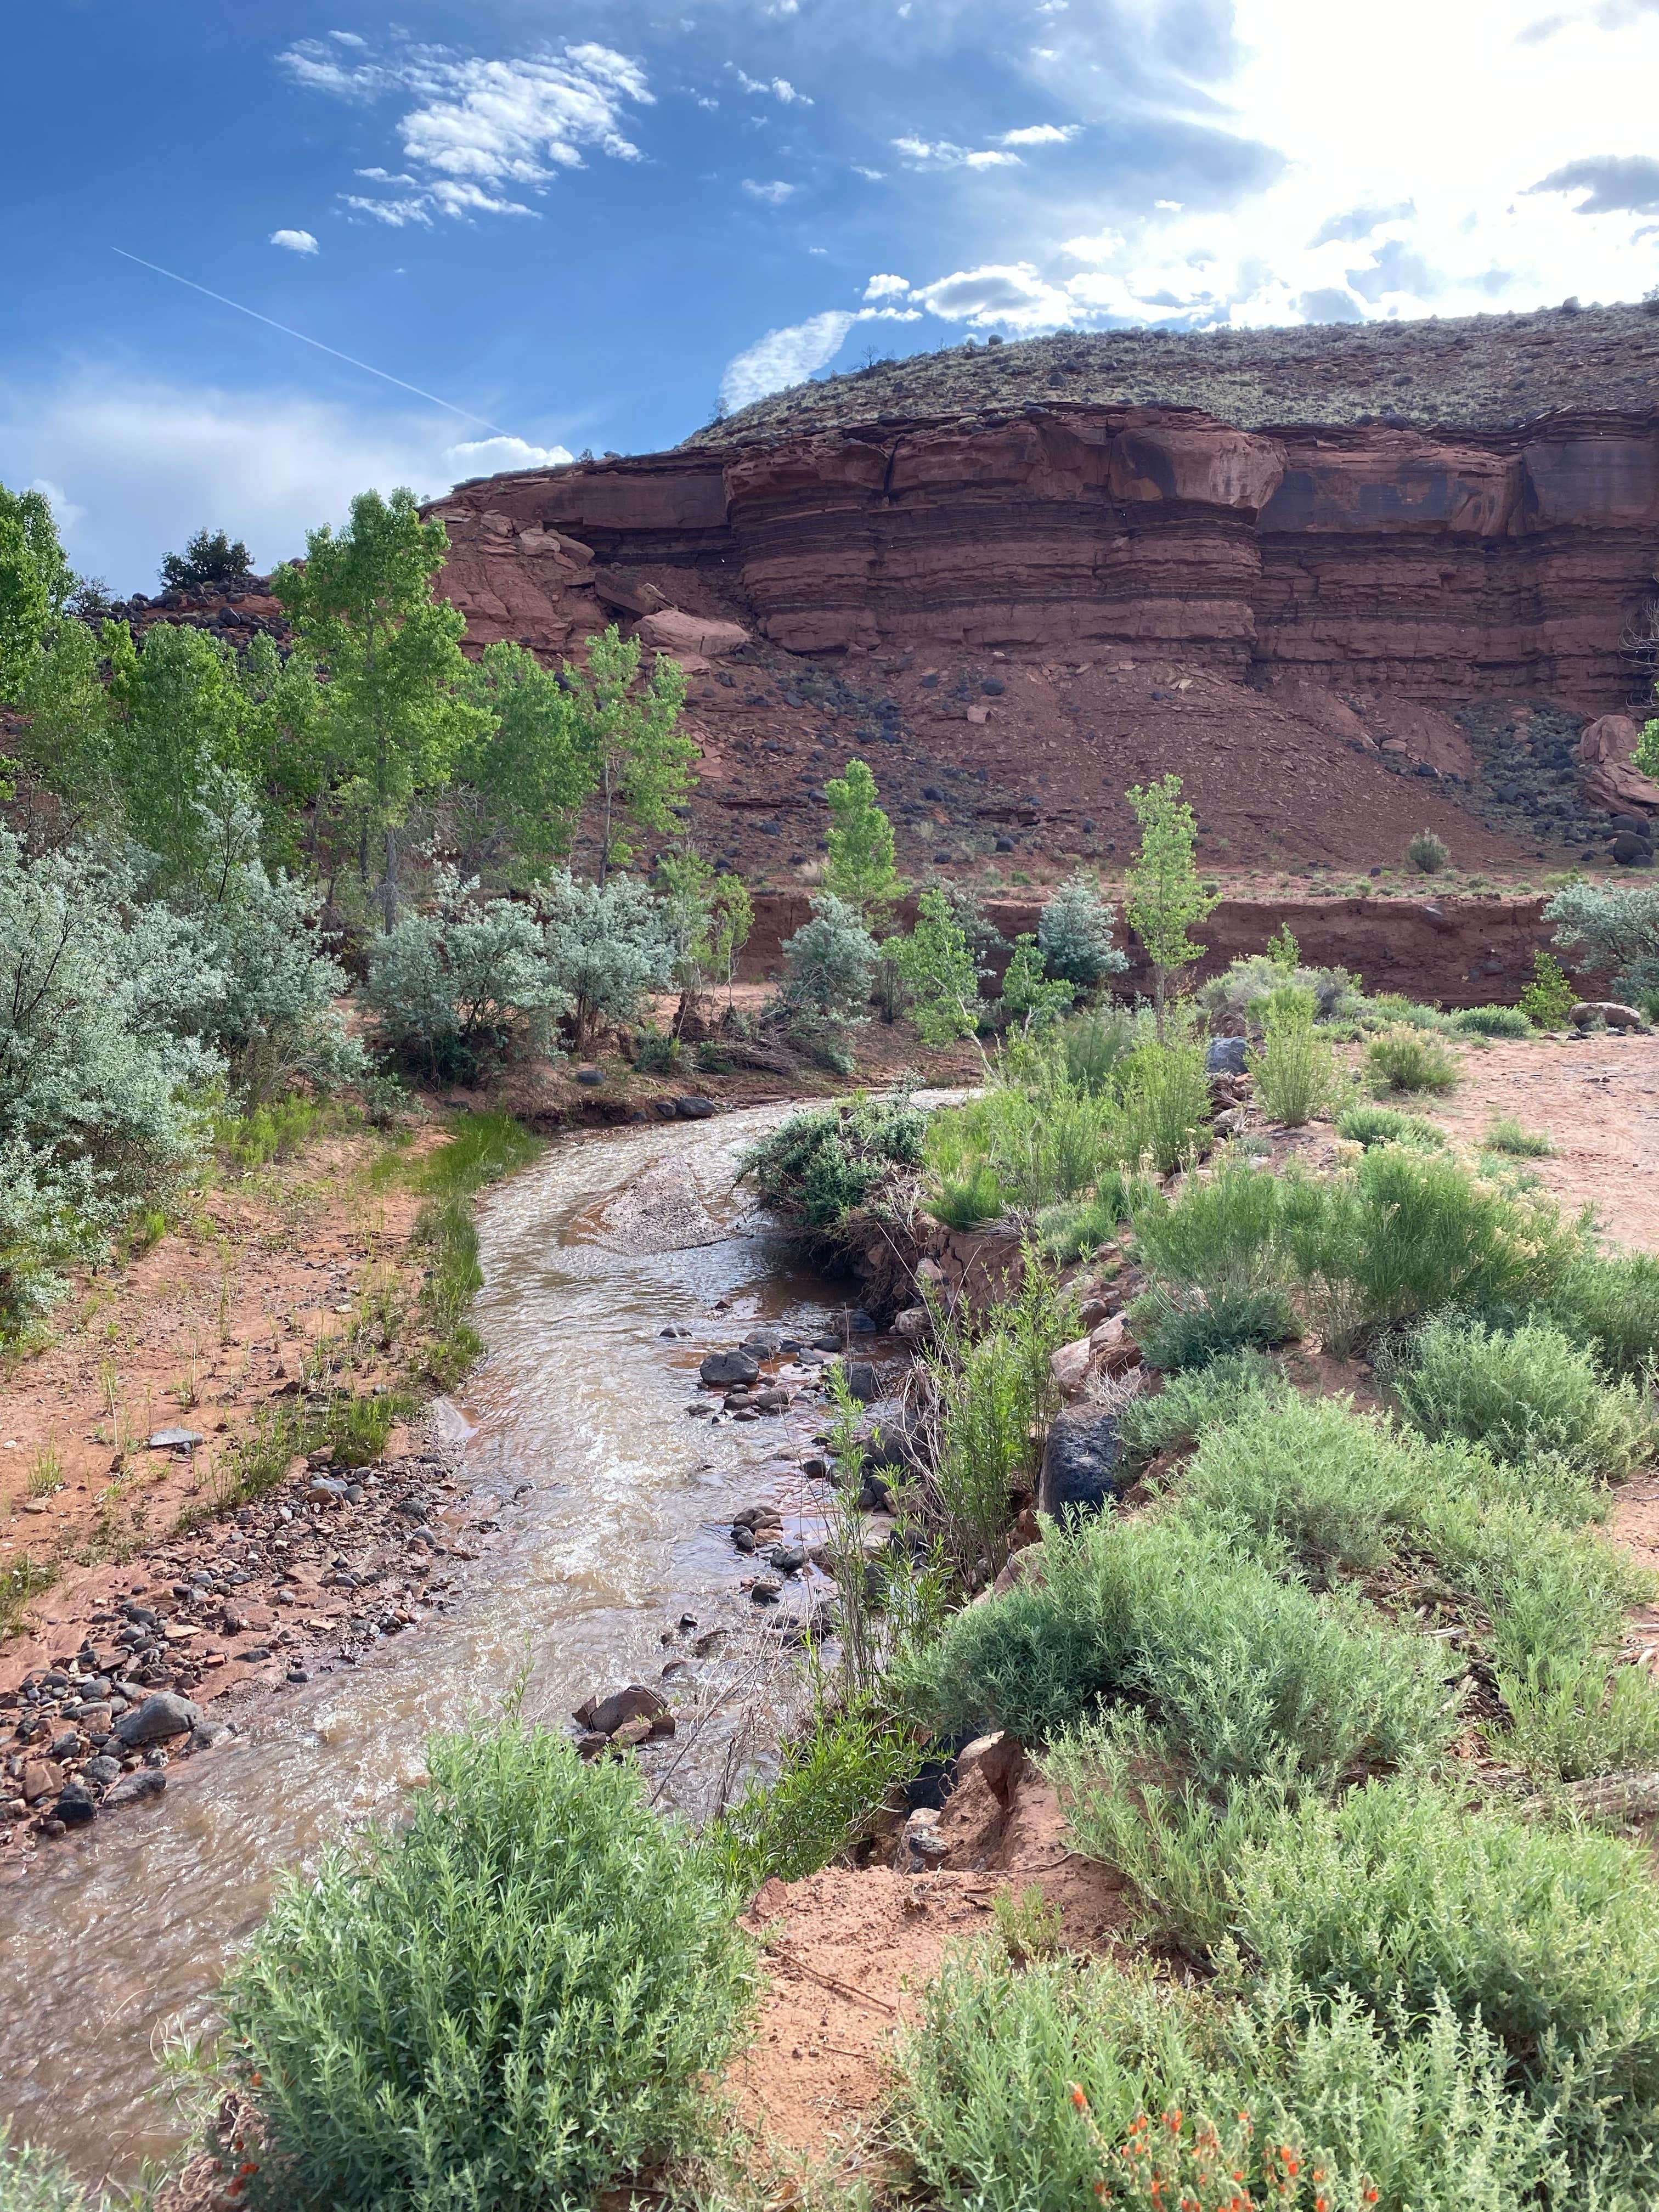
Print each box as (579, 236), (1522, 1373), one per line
(1547, 1249), (1659, 1379)
(887, 1948), (1564, 2212)
(1120, 1040), (1211, 1172)
(1388, 1315), (1657, 1479)
(1334, 1101), (1447, 1150)
(1406, 828), (1450, 873)
(743, 1096), (925, 1229)
(1366, 1027), (1462, 1094)
(1450, 1004), (1532, 1038)
(1131, 1285), (1299, 1371)
(1034, 1181), (1126, 1263)
(1248, 992), (1347, 1126)
(215, 1093), (332, 1169)
(701, 1699), (915, 1894)
(930, 1160), (1007, 1231)
(0, 2125), (93, 2212)
(634, 1030), (684, 1074)
(1199, 954), (1358, 1032)
(1118, 1350), (1289, 1459)
(223, 1721), (755, 2211)
(1060, 1008), (1139, 1094)
(1520, 949), (1577, 1028)
(924, 1073), (1127, 1215)
(901, 1513), (1455, 1783)
(1483, 1115), (1553, 1155)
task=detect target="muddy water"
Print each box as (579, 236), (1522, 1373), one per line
(0, 1108), (844, 2188)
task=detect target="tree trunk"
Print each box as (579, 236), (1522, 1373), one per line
(382, 823), (399, 932)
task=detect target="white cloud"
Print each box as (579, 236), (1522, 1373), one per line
(720, 310), (854, 409)
(908, 262), (1074, 329)
(329, 29), (366, 47)
(894, 136), (1022, 170)
(269, 228), (320, 255)
(728, 65), (813, 104)
(1000, 123), (1079, 146)
(0, 366), (549, 591)
(852, 165), (885, 182)
(1060, 228), (1125, 263)
(862, 272), (911, 298)
(28, 478), (84, 532)
(742, 178), (797, 204)
(445, 434), (574, 476)
(279, 37), (653, 225)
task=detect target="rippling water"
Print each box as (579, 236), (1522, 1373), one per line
(0, 1108), (838, 2187)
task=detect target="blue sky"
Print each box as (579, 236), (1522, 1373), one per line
(5, 0), (1659, 590)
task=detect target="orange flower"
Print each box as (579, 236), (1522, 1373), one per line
(1071, 2084), (1091, 2112)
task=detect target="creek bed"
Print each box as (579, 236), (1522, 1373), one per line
(0, 1108), (845, 2187)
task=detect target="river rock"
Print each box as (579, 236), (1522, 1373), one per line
(101, 1769), (167, 1809)
(674, 1095), (716, 1119)
(741, 1327), (783, 1356)
(1206, 1036), (1250, 1076)
(20, 1760), (61, 1804)
(749, 1575), (783, 1604)
(146, 1426), (205, 1453)
(113, 1692), (201, 1747)
(55, 1780), (96, 1828)
(659, 1322), (694, 1338)
(753, 1386), (791, 1414)
(768, 1542), (808, 1574)
(1039, 1406), (1126, 1521)
(701, 1348), (760, 1387)
(84, 1756), (122, 1788)
(575, 1684), (667, 1737)
(843, 1360), (879, 1403)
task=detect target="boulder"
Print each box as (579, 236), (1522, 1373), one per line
(1049, 1337), (1094, 1398)
(1039, 1406), (1126, 1521)
(843, 1359), (879, 1403)
(574, 1684), (667, 1737)
(113, 1693), (201, 1747)
(101, 1768), (167, 1810)
(1571, 1001), (1646, 1031)
(1579, 716), (1659, 814)
(700, 1348), (760, 1387)
(1206, 1035), (1250, 1076)
(635, 608), (752, 659)
(955, 1731), (1025, 1805)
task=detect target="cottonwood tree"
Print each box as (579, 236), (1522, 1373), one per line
(1126, 773), (1219, 1037)
(275, 489), (486, 928)
(103, 620), (246, 885)
(823, 757), (904, 926)
(0, 483), (75, 707)
(888, 885), (983, 1045)
(458, 641), (594, 881)
(562, 625), (695, 884)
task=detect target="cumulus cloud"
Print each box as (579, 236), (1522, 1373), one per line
(907, 262), (1074, 328)
(894, 136), (1021, 170)
(279, 36), (652, 225)
(862, 272), (911, 298)
(0, 367), (540, 591)
(720, 311), (854, 409)
(1529, 152), (1659, 212)
(1000, 123), (1078, 145)
(445, 434), (575, 476)
(742, 178), (798, 204)
(270, 228), (320, 255)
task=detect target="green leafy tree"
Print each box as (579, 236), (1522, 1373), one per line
(0, 483), (74, 704)
(275, 488), (486, 929)
(1633, 692), (1659, 782)
(707, 871), (753, 1008)
(1126, 772), (1220, 1037)
(160, 527), (255, 591)
(1001, 935), (1076, 1029)
(10, 614), (115, 839)
(233, 632), (333, 865)
(1519, 948), (1577, 1029)
(657, 840), (717, 1027)
(888, 885), (983, 1045)
(102, 619), (246, 884)
(562, 624), (695, 883)
(458, 641), (594, 879)
(823, 757), (904, 925)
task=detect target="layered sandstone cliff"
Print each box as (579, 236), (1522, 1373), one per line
(430, 305), (1659, 714)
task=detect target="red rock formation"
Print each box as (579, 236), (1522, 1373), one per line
(431, 402), (1659, 710)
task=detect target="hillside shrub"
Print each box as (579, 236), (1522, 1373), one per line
(1118, 1348), (1289, 1459)
(900, 1512), (1454, 1782)
(1120, 1039), (1210, 1172)
(1034, 1181), (1126, 1262)
(365, 868), (567, 1080)
(742, 1095), (924, 1229)
(1247, 990), (1346, 1126)
(700, 1699), (916, 1894)
(1545, 1248), (1659, 1380)
(1520, 949), (1577, 1028)
(930, 1159), (1007, 1231)
(1367, 1027), (1461, 1093)
(1484, 1115), (1553, 1156)
(1387, 1315), (1657, 1479)
(887, 1949), (1562, 2212)
(537, 868), (674, 1048)
(1333, 1101), (1447, 1150)
(222, 1721), (754, 2211)
(1036, 873), (1128, 990)
(1199, 953), (1358, 1032)
(1406, 828), (1450, 873)
(1449, 1004), (1532, 1038)
(1060, 1007), (1139, 1094)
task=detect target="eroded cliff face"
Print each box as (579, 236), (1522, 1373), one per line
(432, 400), (1659, 710)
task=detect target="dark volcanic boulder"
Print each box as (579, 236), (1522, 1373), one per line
(1038, 1406), (1126, 1521)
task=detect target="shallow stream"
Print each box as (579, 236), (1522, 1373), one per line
(0, 1107), (840, 2187)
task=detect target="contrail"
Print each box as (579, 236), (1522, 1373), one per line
(110, 246), (514, 436)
